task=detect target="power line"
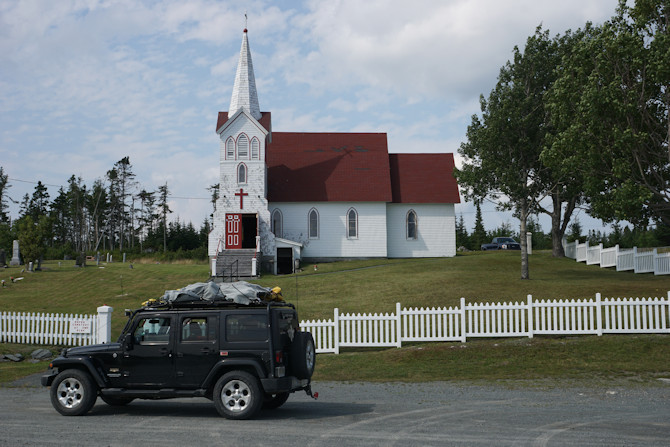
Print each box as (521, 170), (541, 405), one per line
(8, 177), (61, 188)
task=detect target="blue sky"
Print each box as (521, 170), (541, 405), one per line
(0, 0), (620, 235)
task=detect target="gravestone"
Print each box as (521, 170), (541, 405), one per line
(0, 249), (5, 266)
(9, 240), (20, 266)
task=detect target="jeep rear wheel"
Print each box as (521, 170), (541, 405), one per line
(290, 331), (315, 379)
(213, 371), (263, 420)
(50, 369), (97, 416)
(263, 392), (290, 409)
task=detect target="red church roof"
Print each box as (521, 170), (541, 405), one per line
(266, 133), (460, 204)
(267, 133), (392, 202)
(389, 153), (461, 204)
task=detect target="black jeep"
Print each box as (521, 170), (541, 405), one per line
(41, 283), (316, 420)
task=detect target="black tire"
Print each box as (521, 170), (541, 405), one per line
(263, 392), (290, 409)
(213, 371), (263, 420)
(100, 395), (134, 406)
(49, 369), (97, 416)
(290, 331), (315, 379)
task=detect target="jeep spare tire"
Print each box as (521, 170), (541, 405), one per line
(290, 331), (315, 379)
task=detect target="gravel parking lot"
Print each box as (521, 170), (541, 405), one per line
(2, 374), (670, 446)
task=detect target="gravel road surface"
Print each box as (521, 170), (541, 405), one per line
(2, 374), (669, 446)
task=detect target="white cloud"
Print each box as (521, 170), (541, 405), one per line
(0, 0), (622, 232)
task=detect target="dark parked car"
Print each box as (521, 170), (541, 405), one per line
(481, 237), (521, 251)
(42, 282), (316, 420)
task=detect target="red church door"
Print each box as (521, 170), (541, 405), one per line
(225, 214), (242, 249)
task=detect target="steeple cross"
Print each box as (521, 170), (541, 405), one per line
(235, 188), (248, 210)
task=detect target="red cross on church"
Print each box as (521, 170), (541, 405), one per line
(235, 188), (248, 209)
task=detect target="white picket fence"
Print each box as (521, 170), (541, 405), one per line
(563, 239), (670, 275)
(300, 293), (670, 354)
(0, 306), (114, 346)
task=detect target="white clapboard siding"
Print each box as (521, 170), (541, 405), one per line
(386, 204), (456, 258)
(270, 202), (388, 259)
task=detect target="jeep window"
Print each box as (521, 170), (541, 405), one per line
(134, 317), (170, 344)
(226, 314), (267, 342)
(181, 317), (209, 342)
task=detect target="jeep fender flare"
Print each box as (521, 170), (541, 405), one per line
(202, 359), (266, 389)
(50, 356), (108, 388)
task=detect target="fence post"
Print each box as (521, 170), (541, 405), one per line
(96, 305), (114, 344)
(527, 294), (534, 338)
(333, 308), (340, 355)
(460, 297), (467, 343)
(595, 293), (603, 336)
(396, 302), (402, 348)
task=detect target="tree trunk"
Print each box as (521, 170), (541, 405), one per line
(520, 202), (530, 280)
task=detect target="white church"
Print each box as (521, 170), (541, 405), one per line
(208, 29), (460, 276)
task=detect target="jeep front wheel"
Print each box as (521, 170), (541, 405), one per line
(50, 369), (97, 416)
(213, 371), (263, 420)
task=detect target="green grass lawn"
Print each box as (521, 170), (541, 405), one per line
(1, 252), (669, 385)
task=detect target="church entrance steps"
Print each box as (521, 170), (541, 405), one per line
(215, 249), (258, 281)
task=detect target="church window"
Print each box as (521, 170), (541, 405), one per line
(346, 208), (358, 239)
(308, 208), (319, 239)
(251, 137), (260, 159)
(226, 138), (235, 159)
(237, 163), (247, 184)
(237, 134), (249, 158)
(407, 210), (418, 240)
(271, 209), (283, 238)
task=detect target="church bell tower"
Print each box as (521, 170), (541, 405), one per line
(208, 28), (273, 277)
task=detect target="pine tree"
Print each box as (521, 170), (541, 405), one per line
(472, 203), (487, 250)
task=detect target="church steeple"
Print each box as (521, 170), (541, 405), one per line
(229, 28), (261, 120)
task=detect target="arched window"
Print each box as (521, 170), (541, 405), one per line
(407, 210), (417, 240)
(237, 163), (247, 184)
(271, 209), (282, 238)
(226, 138), (235, 159)
(346, 208), (358, 239)
(237, 134), (249, 158)
(308, 208), (319, 239)
(251, 137), (260, 159)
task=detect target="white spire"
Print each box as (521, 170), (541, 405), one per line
(229, 29), (261, 120)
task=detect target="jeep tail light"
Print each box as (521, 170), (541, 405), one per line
(275, 350), (283, 364)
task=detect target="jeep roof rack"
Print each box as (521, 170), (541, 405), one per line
(140, 299), (294, 311)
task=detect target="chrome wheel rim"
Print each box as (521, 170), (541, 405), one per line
(221, 380), (252, 413)
(306, 342), (315, 371)
(57, 377), (85, 409)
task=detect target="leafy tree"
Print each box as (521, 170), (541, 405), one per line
(567, 219), (583, 243)
(457, 28), (571, 278)
(488, 222), (516, 240)
(17, 215), (48, 267)
(546, 0), (669, 227)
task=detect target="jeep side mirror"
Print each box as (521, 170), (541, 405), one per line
(122, 333), (134, 351)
